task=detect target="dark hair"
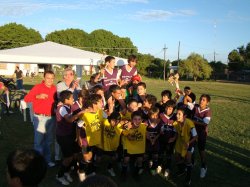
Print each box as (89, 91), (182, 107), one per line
(90, 85), (104, 94)
(6, 149), (47, 187)
(84, 94), (102, 108)
(78, 174), (117, 187)
(109, 85), (121, 93)
(137, 82), (146, 89)
(105, 56), (115, 63)
(108, 111), (121, 122)
(145, 94), (157, 106)
(163, 99), (176, 110)
(131, 110), (142, 119)
(128, 55), (137, 63)
(148, 106), (159, 116)
(200, 94), (211, 102)
(177, 106), (188, 116)
(127, 98), (138, 105)
(59, 90), (73, 103)
(44, 70), (54, 77)
(161, 90), (172, 99)
(184, 86), (191, 90)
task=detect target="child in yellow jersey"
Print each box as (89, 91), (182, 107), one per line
(121, 111), (147, 179)
(77, 94), (104, 178)
(173, 107), (197, 186)
(97, 112), (123, 177)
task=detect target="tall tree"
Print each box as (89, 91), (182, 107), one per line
(0, 23), (43, 49)
(179, 53), (212, 81)
(89, 29), (137, 58)
(45, 28), (90, 49)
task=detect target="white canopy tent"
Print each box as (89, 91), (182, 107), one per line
(0, 41), (127, 66)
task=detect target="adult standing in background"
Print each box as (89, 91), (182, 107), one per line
(57, 68), (82, 101)
(55, 68), (82, 162)
(24, 70), (57, 167)
(13, 66), (24, 90)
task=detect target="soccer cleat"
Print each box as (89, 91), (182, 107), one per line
(164, 169), (170, 178)
(78, 171), (86, 182)
(47, 162), (55, 168)
(108, 168), (116, 177)
(64, 172), (73, 183)
(185, 179), (191, 186)
(156, 166), (162, 174)
(138, 168), (144, 175)
(56, 175), (70, 186)
(150, 169), (156, 176)
(200, 167), (207, 178)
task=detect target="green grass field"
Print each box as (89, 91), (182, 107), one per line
(0, 76), (250, 187)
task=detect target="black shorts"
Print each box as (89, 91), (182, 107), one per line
(159, 142), (175, 155)
(56, 135), (74, 158)
(123, 149), (144, 158)
(96, 149), (116, 157)
(197, 130), (207, 151)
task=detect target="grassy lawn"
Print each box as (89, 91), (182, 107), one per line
(0, 76), (250, 187)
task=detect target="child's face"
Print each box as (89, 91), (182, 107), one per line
(176, 110), (185, 123)
(65, 95), (74, 105)
(96, 89), (104, 97)
(132, 115), (142, 126)
(165, 106), (174, 116)
(107, 59), (116, 69)
(93, 99), (103, 110)
(137, 86), (146, 96)
(128, 60), (137, 68)
(149, 112), (159, 122)
(143, 99), (151, 109)
(162, 95), (170, 103)
(112, 90), (122, 100)
(199, 97), (208, 108)
(132, 80), (139, 85)
(110, 119), (120, 126)
(128, 102), (138, 112)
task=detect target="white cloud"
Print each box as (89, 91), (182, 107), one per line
(0, 0), (148, 17)
(131, 9), (196, 21)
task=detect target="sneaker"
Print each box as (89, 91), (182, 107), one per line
(150, 169), (156, 176)
(108, 168), (116, 177)
(200, 167), (207, 178)
(156, 166), (162, 174)
(88, 172), (96, 177)
(78, 171), (86, 182)
(185, 179), (191, 186)
(56, 176), (70, 186)
(64, 172), (73, 183)
(47, 162), (56, 168)
(138, 168), (144, 175)
(164, 169), (170, 178)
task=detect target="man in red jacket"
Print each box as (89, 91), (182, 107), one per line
(24, 70), (57, 167)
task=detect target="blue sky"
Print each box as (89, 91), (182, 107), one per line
(0, 0), (250, 63)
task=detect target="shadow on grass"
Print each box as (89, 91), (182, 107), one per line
(0, 110), (250, 187)
(209, 93), (250, 104)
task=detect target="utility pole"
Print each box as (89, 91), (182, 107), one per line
(163, 44), (168, 81)
(177, 41), (180, 67)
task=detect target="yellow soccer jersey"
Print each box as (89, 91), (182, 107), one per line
(101, 119), (123, 151)
(174, 118), (195, 157)
(80, 109), (103, 146)
(123, 123), (146, 154)
(120, 111), (132, 120)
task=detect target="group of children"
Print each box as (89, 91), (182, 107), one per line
(54, 55), (212, 186)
